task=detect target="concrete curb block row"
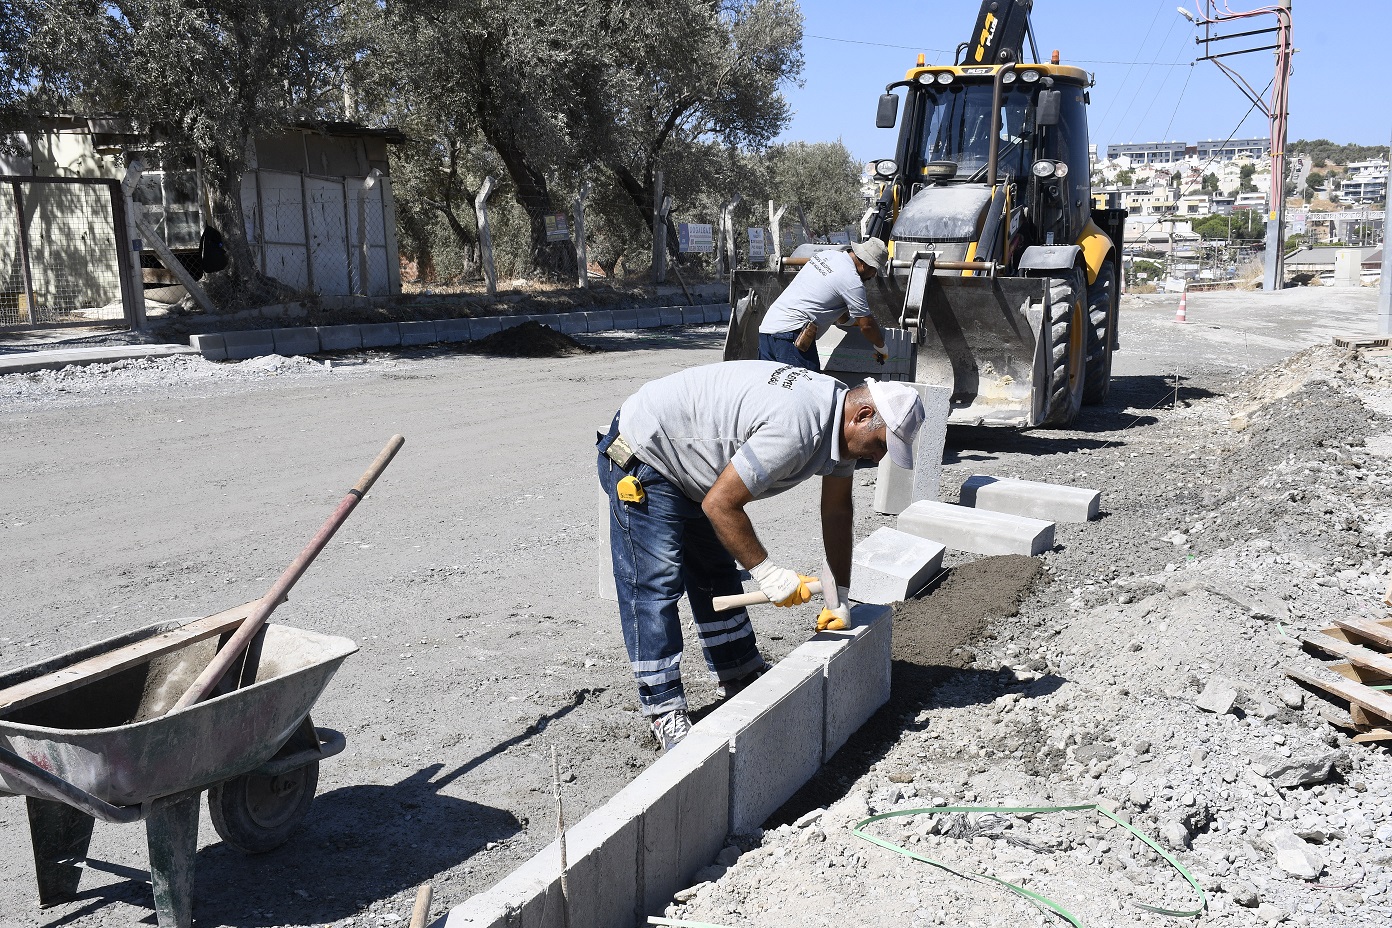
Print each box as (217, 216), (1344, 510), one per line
(441, 604), (894, 928)
(188, 304), (733, 361)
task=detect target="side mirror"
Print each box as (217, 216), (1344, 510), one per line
(875, 93), (900, 129)
(1036, 90), (1062, 127)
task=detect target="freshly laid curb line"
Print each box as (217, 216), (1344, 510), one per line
(181, 303), (733, 362)
(440, 603), (892, 928)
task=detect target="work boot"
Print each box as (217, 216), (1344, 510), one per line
(650, 708), (691, 751)
(715, 660), (770, 700)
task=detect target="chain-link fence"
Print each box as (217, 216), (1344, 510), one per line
(0, 177), (136, 328)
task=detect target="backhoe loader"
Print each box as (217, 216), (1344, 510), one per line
(725, 0), (1126, 427)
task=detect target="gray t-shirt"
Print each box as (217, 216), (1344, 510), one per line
(759, 248), (872, 336)
(619, 361), (854, 502)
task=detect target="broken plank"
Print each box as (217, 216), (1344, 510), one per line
(1330, 616), (1392, 650)
(1287, 666), (1392, 725)
(1302, 634), (1392, 680)
(1319, 615), (1392, 645)
(0, 602), (258, 714)
(1353, 729), (1392, 744)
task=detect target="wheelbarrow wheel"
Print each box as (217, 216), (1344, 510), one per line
(208, 761), (319, 854)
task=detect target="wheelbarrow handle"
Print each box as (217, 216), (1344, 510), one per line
(171, 436), (406, 712)
(0, 745), (141, 824)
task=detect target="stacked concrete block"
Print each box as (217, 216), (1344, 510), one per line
(222, 330), (276, 360)
(468, 317), (503, 340)
(820, 604), (893, 758)
(189, 333), (227, 361)
(359, 323), (401, 348)
(317, 325), (363, 351)
(850, 528), (946, 604)
(436, 318), (473, 343)
(899, 499), (1054, 556)
(635, 308), (662, 328)
(703, 657), (826, 834)
(959, 475), (1101, 522)
(272, 327), (319, 356)
(611, 309), (640, 329)
(874, 383), (952, 515)
(614, 731), (732, 917)
(398, 321), (438, 346)
(582, 310), (615, 332)
(443, 798), (640, 928)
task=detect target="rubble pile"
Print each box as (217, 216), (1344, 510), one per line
(673, 348), (1392, 927)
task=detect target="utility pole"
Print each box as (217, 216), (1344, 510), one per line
(1181, 0), (1294, 291)
(1379, 131), (1391, 335)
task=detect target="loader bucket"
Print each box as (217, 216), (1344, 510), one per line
(727, 268), (1050, 427)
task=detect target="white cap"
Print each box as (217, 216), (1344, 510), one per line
(864, 379), (925, 469)
(850, 237), (889, 274)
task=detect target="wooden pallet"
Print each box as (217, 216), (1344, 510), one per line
(1288, 615), (1392, 744)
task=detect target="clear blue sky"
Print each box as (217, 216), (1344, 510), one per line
(779, 0), (1391, 164)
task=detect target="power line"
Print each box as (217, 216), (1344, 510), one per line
(1094, 0), (1169, 138)
(1160, 64), (1197, 142)
(1118, 20), (1194, 143)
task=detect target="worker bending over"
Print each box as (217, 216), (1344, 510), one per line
(597, 361), (925, 750)
(757, 239), (891, 372)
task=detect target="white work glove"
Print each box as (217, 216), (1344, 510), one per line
(816, 588), (853, 631)
(749, 560), (814, 608)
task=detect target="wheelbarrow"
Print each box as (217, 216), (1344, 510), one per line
(0, 607), (357, 927)
(0, 435), (404, 927)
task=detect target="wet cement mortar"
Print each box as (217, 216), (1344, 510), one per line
(3, 303), (1392, 926)
(672, 346), (1392, 928)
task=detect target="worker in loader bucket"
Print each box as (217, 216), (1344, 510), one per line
(757, 238), (891, 372)
(597, 361), (925, 750)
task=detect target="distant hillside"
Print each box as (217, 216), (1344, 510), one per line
(1292, 139), (1389, 167)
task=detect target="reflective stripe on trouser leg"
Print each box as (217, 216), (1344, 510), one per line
(599, 454), (691, 716)
(680, 510), (762, 683)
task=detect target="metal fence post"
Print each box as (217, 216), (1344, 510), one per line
(652, 171), (666, 284)
(475, 175), (497, 297)
(574, 181), (591, 290)
(10, 182), (38, 324)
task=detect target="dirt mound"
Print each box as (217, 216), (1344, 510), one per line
(1232, 344), (1363, 412)
(463, 320), (596, 358)
(893, 554), (1044, 668)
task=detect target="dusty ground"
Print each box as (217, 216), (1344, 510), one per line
(0, 287), (1387, 927)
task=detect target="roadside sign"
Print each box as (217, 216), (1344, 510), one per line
(544, 213), (570, 242)
(747, 227), (766, 261)
(678, 222), (714, 253)
(828, 230), (851, 245)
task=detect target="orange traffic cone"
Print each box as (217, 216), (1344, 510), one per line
(1175, 285), (1188, 324)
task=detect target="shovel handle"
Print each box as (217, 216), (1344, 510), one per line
(713, 580), (823, 612)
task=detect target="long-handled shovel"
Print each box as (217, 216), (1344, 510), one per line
(170, 435), (405, 712)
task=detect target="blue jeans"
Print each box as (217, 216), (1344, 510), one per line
(758, 331), (821, 372)
(597, 442), (762, 716)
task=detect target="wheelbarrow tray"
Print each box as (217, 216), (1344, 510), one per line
(0, 618), (357, 808)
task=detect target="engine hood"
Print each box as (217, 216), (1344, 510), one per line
(891, 184), (993, 243)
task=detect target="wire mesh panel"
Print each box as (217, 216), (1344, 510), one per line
(246, 170), (311, 292)
(345, 178), (391, 296)
(305, 176), (349, 295)
(0, 178), (129, 328)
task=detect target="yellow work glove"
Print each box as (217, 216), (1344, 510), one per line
(812, 603), (846, 631)
(749, 561), (816, 607)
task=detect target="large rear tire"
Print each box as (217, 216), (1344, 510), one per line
(1041, 268), (1087, 427)
(1083, 260), (1117, 405)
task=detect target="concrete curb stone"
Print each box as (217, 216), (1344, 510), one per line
(272, 327), (320, 356)
(468, 317), (503, 340)
(189, 333), (227, 361)
(582, 310), (615, 332)
(436, 318), (473, 343)
(610, 309), (641, 329)
(658, 307), (684, 327)
(222, 330), (276, 361)
(635, 308), (663, 328)
(960, 475), (1101, 522)
(360, 323), (401, 348)
(898, 499), (1055, 556)
(316, 325), (362, 351)
(399, 320), (439, 346)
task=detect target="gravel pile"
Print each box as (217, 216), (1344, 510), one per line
(671, 347), (1392, 928)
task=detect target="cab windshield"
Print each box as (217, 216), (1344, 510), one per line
(915, 81), (1034, 181)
